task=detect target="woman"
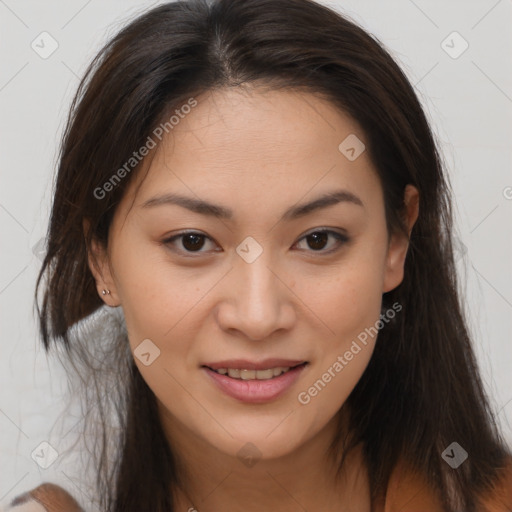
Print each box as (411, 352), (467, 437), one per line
(7, 0), (511, 510)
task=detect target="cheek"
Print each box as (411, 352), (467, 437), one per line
(295, 284), (381, 435)
(294, 244), (386, 416)
(112, 238), (201, 341)
(111, 239), (222, 407)
(304, 251), (386, 344)
(296, 340), (373, 441)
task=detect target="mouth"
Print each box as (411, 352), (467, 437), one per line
(203, 362), (307, 381)
(201, 360), (309, 403)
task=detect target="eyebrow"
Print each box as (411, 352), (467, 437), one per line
(141, 189), (364, 221)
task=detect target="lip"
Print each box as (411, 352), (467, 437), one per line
(202, 362), (309, 403)
(203, 359), (307, 371)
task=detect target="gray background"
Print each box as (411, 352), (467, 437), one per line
(1, 0), (511, 509)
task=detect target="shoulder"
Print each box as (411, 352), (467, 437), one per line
(5, 461), (512, 512)
(477, 457), (512, 511)
(374, 455), (512, 512)
(373, 458), (446, 512)
(3, 483), (83, 512)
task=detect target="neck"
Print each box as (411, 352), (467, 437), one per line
(158, 404), (371, 512)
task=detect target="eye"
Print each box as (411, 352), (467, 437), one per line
(162, 231), (219, 256)
(293, 229), (349, 254)
(162, 228), (349, 257)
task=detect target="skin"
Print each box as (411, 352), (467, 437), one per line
(87, 86), (419, 511)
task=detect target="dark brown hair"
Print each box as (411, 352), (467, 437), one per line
(35, 0), (510, 510)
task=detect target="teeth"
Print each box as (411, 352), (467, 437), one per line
(240, 369), (256, 380)
(251, 369), (273, 380)
(213, 367), (292, 380)
(272, 367), (284, 377)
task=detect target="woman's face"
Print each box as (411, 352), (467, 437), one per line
(89, 87), (417, 461)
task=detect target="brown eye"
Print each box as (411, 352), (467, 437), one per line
(163, 228), (348, 258)
(162, 231), (218, 256)
(305, 231), (329, 250)
(294, 229), (348, 254)
(181, 233), (206, 251)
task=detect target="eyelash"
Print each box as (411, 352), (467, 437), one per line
(161, 228), (349, 257)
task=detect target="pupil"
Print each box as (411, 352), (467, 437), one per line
(180, 233), (329, 252)
(183, 234), (204, 251)
(308, 232), (327, 250)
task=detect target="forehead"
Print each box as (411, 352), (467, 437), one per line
(120, 86), (380, 219)
(156, 86), (363, 167)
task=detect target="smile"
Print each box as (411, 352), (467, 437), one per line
(202, 362), (309, 403)
(209, 367), (294, 380)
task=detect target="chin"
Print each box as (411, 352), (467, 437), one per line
(200, 415), (313, 461)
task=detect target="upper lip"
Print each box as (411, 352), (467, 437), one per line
(202, 359), (307, 371)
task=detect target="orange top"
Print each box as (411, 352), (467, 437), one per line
(5, 458), (512, 511)
(373, 456), (512, 511)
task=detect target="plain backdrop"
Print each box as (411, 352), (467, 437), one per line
(1, 0), (511, 510)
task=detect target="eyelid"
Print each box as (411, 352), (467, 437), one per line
(162, 230), (219, 257)
(162, 228), (349, 257)
(294, 228), (349, 255)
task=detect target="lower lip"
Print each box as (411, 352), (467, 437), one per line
(203, 364), (308, 403)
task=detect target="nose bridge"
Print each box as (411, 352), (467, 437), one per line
(218, 240), (293, 340)
(239, 250), (278, 309)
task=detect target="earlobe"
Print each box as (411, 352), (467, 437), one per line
(83, 218), (120, 307)
(382, 185), (420, 293)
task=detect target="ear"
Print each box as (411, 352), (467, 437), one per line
(382, 184), (419, 293)
(83, 218), (120, 307)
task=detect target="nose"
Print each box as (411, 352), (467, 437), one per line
(215, 249), (296, 341)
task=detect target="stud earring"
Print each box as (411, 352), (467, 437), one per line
(102, 289), (111, 295)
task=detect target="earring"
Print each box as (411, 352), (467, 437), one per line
(102, 289), (111, 295)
